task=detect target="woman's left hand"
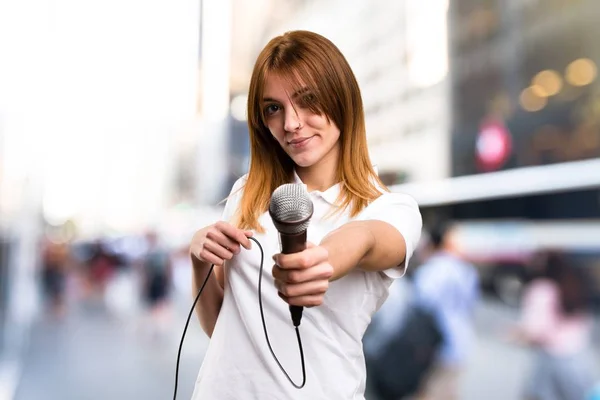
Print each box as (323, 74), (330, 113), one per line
(272, 242), (334, 307)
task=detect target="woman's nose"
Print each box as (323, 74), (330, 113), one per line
(284, 108), (302, 132)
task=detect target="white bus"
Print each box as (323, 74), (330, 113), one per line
(391, 159), (600, 307)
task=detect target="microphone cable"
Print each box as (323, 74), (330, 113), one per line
(172, 236), (306, 400)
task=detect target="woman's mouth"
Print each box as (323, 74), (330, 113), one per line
(288, 136), (314, 149)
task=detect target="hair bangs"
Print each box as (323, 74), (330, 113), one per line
(262, 64), (330, 122)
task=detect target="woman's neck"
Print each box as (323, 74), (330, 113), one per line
(296, 161), (338, 192)
(294, 142), (341, 192)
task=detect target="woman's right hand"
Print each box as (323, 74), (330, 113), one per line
(190, 221), (253, 266)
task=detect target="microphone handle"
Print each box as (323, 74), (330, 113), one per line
(280, 230), (307, 327)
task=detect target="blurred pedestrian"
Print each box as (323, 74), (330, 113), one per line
(509, 250), (597, 400)
(171, 245), (192, 303)
(140, 231), (173, 338)
(40, 231), (71, 318)
(365, 275), (442, 400)
(86, 239), (119, 302)
(410, 221), (479, 400)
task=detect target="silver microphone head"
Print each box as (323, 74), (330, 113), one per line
(269, 183), (314, 235)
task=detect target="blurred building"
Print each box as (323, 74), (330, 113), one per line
(394, 0), (600, 304)
(441, 0), (600, 220)
(449, 0), (600, 177)
(0, 2), (202, 396)
(0, 0), (45, 379)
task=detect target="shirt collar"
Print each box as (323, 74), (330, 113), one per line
(292, 170), (340, 205)
(291, 165), (379, 205)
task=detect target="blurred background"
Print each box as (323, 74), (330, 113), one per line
(0, 0), (599, 399)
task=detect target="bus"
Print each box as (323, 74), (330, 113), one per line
(391, 159), (600, 307)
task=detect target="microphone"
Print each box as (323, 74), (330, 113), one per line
(269, 183), (314, 327)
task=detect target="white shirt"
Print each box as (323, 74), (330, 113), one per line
(192, 173), (422, 400)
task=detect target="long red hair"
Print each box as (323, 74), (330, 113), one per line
(234, 30), (386, 232)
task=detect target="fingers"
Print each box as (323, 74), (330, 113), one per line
(215, 221), (252, 250)
(206, 228), (241, 254)
(274, 279), (329, 299)
(203, 240), (234, 261)
(272, 262), (333, 283)
(272, 262), (332, 307)
(278, 292), (325, 308)
(190, 221), (253, 266)
(273, 244), (328, 270)
(271, 243), (333, 308)
(194, 246), (226, 266)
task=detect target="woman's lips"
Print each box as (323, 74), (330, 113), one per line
(288, 136), (314, 149)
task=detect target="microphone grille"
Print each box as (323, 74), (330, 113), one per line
(269, 183), (314, 234)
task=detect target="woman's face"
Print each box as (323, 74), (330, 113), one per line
(261, 74), (341, 170)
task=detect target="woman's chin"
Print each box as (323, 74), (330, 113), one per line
(291, 155), (317, 168)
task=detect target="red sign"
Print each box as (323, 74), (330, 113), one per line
(475, 118), (512, 171)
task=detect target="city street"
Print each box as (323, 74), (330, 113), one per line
(2, 2), (600, 400)
(11, 281), (600, 400)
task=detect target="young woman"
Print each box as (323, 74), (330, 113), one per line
(189, 30), (422, 399)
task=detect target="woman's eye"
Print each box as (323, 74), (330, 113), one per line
(301, 93), (316, 104)
(297, 93), (318, 110)
(264, 104), (280, 116)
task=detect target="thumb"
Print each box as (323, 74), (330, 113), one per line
(306, 241), (316, 249)
(239, 230), (253, 250)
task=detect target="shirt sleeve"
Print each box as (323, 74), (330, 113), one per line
(221, 175), (247, 222)
(355, 192), (423, 279)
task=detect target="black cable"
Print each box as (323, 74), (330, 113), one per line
(253, 236), (306, 389)
(172, 262), (214, 400)
(172, 236), (306, 400)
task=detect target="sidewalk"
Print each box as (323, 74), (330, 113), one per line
(13, 274), (208, 400)
(9, 287), (600, 400)
(0, 221), (40, 400)
(0, 357), (21, 400)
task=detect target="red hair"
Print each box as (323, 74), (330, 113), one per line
(234, 30), (386, 232)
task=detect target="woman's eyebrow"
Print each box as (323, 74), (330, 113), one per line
(291, 87), (310, 98)
(262, 87), (310, 103)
